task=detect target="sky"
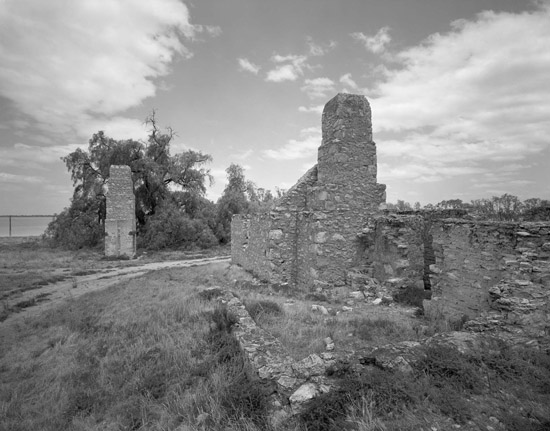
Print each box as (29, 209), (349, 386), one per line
(0, 0), (549, 215)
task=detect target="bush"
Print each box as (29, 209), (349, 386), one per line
(138, 200), (218, 250)
(44, 198), (104, 249)
(245, 299), (284, 321)
(393, 286), (431, 308)
(350, 317), (404, 341)
(299, 368), (418, 430)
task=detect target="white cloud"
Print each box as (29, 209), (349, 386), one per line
(264, 127), (321, 160)
(351, 27), (391, 54)
(194, 24), (222, 38)
(266, 65), (300, 82)
(301, 77), (335, 99)
(339, 73), (359, 91)
(298, 105), (324, 114)
(234, 149), (254, 160)
(307, 37), (337, 56)
(238, 58), (261, 74)
(0, 0), (200, 141)
(266, 54), (308, 82)
(370, 5), (550, 188)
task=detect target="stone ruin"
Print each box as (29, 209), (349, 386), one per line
(231, 93), (550, 334)
(105, 165), (136, 258)
(232, 93), (386, 288)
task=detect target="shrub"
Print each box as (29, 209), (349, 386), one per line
(245, 299), (284, 321)
(138, 200), (218, 250)
(350, 317), (405, 341)
(393, 286), (431, 308)
(44, 198), (104, 250)
(299, 368), (418, 430)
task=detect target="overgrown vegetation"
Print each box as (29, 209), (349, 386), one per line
(299, 344), (550, 431)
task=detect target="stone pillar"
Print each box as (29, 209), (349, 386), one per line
(105, 165), (136, 258)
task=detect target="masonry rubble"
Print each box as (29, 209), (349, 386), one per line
(105, 165), (136, 258)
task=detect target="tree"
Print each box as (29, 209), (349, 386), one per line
(436, 199), (464, 209)
(395, 200), (412, 211)
(215, 164), (251, 243)
(213, 163), (279, 243)
(47, 113), (213, 249)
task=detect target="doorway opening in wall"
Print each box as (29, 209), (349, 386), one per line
(423, 231), (435, 290)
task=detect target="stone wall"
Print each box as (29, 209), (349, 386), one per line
(231, 93), (386, 290)
(370, 214), (426, 289)
(231, 213), (273, 282)
(105, 165), (136, 258)
(429, 220), (550, 320)
(352, 213), (550, 331)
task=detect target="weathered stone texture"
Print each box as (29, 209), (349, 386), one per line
(353, 213), (550, 335)
(429, 220), (550, 323)
(105, 165), (136, 258)
(231, 213), (272, 282)
(369, 214), (426, 289)
(231, 94), (386, 289)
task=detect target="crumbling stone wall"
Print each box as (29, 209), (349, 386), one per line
(355, 213), (550, 329)
(429, 220), (550, 320)
(369, 214), (426, 289)
(105, 165), (136, 258)
(231, 213), (272, 282)
(231, 93), (386, 289)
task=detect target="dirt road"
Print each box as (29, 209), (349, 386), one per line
(2, 256), (230, 324)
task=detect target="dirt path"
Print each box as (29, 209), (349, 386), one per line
(2, 256), (230, 324)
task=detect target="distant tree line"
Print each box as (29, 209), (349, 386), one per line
(45, 115), (283, 250)
(386, 194), (550, 221)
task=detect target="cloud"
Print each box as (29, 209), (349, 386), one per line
(0, 0), (201, 142)
(298, 105), (324, 114)
(351, 26), (391, 54)
(301, 77), (335, 99)
(307, 37), (337, 56)
(238, 58), (261, 74)
(339, 73), (359, 91)
(0, 172), (44, 184)
(234, 149), (254, 160)
(0, 142), (80, 169)
(194, 24), (222, 38)
(264, 127), (321, 160)
(266, 54), (309, 82)
(370, 5), (550, 189)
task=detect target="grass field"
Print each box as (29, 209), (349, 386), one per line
(1, 243), (549, 430)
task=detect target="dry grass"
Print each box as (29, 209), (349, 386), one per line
(0, 262), (278, 431)
(235, 287), (421, 360)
